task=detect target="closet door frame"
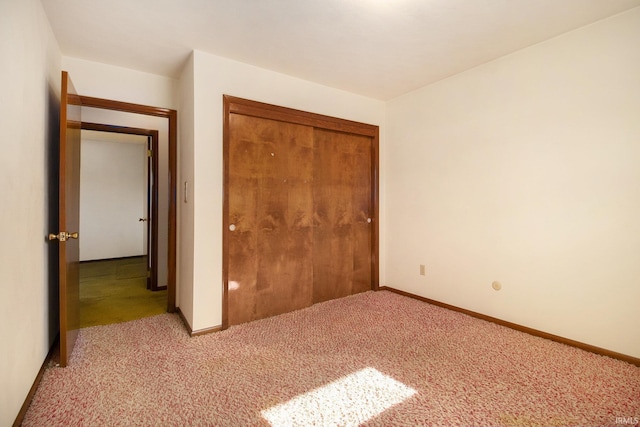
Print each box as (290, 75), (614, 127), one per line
(222, 95), (379, 329)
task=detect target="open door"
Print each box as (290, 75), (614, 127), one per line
(49, 71), (82, 367)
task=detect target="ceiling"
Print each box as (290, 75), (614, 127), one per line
(41, 0), (640, 100)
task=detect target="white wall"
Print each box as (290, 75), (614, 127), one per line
(61, 57), (178, 110)
(177, 53), (195, 320)
(0, 0), (61, 424)
(386, 7), (640, 358)
(182, 51), (386, 331)
(80, 135), (147, 261)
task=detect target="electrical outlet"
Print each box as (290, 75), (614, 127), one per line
(420, 264), (426, 276)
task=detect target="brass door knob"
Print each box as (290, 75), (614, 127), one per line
(48, 231), (78, 241)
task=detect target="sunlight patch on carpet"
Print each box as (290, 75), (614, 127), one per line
(261, 367), (416, 427)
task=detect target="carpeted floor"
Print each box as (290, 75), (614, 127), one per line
(23, 291), (640, 426)
(80, 257), (167, 327)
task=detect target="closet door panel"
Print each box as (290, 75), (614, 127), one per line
(313, 129), (372, 303)
(228, 114), (314, 325)
(225, 96), (378, 327)
(282, 134), (315, 312)
(351, 136), (373, 294)
(228, 116), (260, 325)
(312, 131), (351, 303)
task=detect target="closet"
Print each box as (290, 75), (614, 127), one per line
(223, 96), (379, 327)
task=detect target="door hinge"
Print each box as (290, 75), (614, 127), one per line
(147, 149), (152, 158)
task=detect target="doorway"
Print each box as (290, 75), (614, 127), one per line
(78, 95), (178, 313)
(78, 123), (164, 327)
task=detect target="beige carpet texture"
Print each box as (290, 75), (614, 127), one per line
(24, 291), (640, 426)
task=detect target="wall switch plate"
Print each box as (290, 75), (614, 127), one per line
(420, 264), (426, 276)
(184, 181), (188, 203)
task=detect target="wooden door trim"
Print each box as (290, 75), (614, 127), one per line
(224, 95), (379, 137)
(222, 95), (380, 328)
(79, 96), (175, 118)
(81, 122), (156, 136)
(80, 122), (162, 291)
(79, 96), (177, 312)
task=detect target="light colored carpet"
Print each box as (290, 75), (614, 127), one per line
(23, 291), (640, 426)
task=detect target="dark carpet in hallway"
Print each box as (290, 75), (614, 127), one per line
(80, 256), (166, 328)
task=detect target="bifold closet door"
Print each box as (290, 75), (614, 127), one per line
(313, 129), (372, 303)
(227, 114), (314, 325)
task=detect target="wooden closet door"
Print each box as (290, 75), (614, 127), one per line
(228, 114), (314, 325)
(313, 129), (373, 303)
